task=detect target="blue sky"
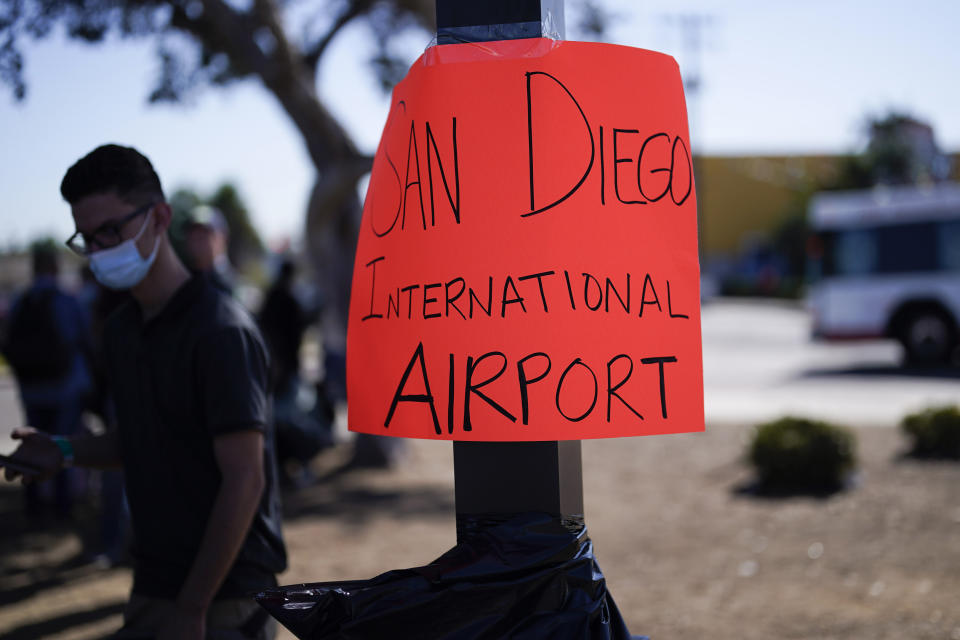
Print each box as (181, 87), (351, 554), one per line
(1, 0), (958, 247)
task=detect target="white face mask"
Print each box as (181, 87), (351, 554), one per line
(89, 211), (160, 290)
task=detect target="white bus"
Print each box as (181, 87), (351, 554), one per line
(807, 183), (960, 364)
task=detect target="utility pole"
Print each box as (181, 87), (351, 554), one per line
(435, 0), (586, 543)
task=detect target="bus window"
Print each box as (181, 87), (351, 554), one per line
(876, 222), (938, 273)
(939, 220), (960, 271)
(834, 229), (877, 276)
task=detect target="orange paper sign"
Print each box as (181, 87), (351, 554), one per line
(347, 38), (703, 441)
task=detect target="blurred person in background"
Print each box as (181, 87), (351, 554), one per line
(1, 144), (286, 640)
(184, 204), (236, 295)
(259, 259), (308, 395)
(1, 241), (92, 518)
(258, 258), (333, 486)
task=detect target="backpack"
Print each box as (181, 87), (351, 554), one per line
(3, 288), (73, 384)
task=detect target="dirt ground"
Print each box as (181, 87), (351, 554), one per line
(1, 422), (959, 640)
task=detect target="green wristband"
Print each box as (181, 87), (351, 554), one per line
(52, 437), (74, 467)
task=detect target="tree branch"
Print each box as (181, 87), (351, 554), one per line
(251, 0), (292, 56)
(302, 0), (372, 74)
(171, 0), (361, 170)
(171, 0), (266, 78)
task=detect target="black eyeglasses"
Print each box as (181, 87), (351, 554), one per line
(65, 202), (155, 256)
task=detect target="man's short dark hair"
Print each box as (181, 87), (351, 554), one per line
(60, 144), (165, 205)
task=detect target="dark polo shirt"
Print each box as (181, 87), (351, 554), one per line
(104, 274), (287, 599)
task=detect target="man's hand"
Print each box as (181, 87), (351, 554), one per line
(173, 430), (266, 625)
(156, 605), (206, 640)
(2, 428), (63, 483)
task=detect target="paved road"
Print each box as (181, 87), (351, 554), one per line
(1, 299), (958, 453)
(702, 298), (959, 426)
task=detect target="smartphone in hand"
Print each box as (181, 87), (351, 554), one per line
(0, 453), (44, 477)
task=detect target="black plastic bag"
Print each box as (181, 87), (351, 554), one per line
(257, 512), (647, 639)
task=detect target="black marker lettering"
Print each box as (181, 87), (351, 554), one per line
(518, 270), (555, 313)
(384, 342), (440, 434)
(402, 120), (426, 230)
(387, 288), (401, 319)
(605, 274), (630, 313)
(555, 358), (599, 422)
(637, 132), (671, 202)
(517, 352), (552, 425)
(523, 71), (595, 217)
(613, 128), (646, 205)
(501, 276), (527, 317)
(667, 280), (689, 319)
(445, 277), (466, 319)
(638, 274), (661, 317)
(599, 124), (606, 205)
(469, 277), (493, 318)
(401, 284), (420, 319)
(641, 356), (678, 419)
(372, 100), (404, 237)
(422, 282), (442, 319)
(670, 136), (693, 206)
(464, 351), (517, 431)
(447, 353), (455, 433)
(607, 354), (643, 422)
(425, 118), (461, 226)
(361, 256), (385, 321)
(583, 272), (603, 311)
(563, 270), (577, 310)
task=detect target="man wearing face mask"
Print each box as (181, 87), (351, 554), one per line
(1, 144), (286, 640)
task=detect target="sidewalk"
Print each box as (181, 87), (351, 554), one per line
(3, 424), (960, 639)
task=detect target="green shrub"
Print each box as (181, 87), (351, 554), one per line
(901, 406), (960, 459)
(749, 416), (857, 490)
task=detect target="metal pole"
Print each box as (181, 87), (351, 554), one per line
(437, 0), (565, 44)
(434, 0), (585, 543)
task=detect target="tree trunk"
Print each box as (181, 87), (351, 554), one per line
(187, 1), (372, 348)
(260, 70), (371, 351)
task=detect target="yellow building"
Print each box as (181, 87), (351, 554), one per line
(696, 152), (960, 259)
